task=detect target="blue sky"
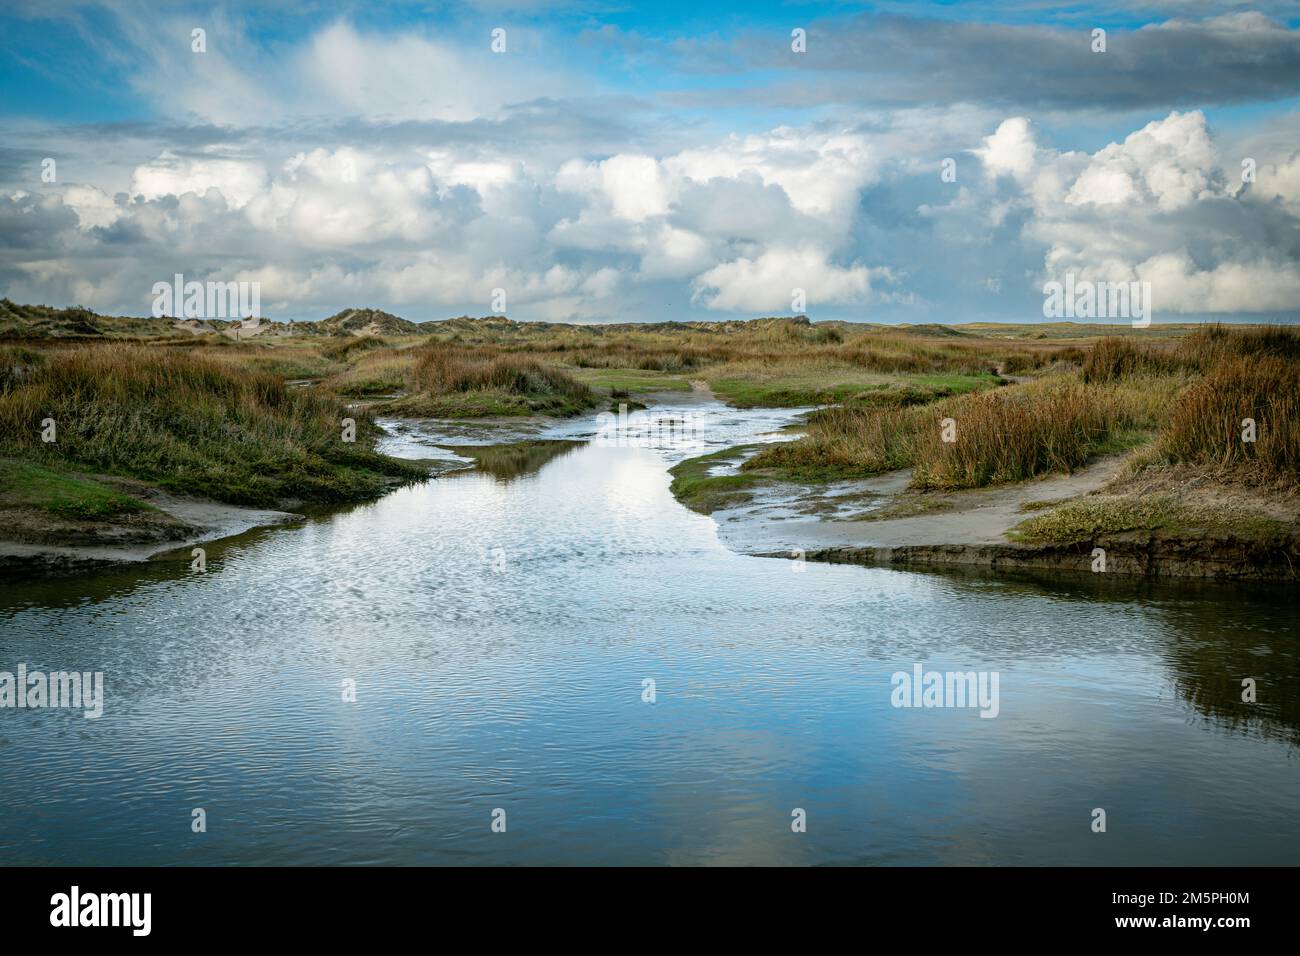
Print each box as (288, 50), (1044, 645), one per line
(2, 1), (1300, 323)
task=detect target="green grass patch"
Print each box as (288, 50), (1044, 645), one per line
(328, 372), (407, 397)
(668, 444), (767, 513)
(1009, 495), (1296, 544)
(568, 368), (693, 393)
(388, 348), (599, 419)
(201, 346), (345, 381)
(0, 460), (151, 519)
(380, 388), (593, 418)
(708, 371), (998, 409)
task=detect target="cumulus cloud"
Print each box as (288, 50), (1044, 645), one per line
(1064, 112), (1218, 211)
(966, 110), (1300, 314)
(693, 246), (874, 312)
(3, 5), (1300, 322)
(7, 104), (1300, 321)
(131, 152), (268, 209)
(121, 110), (869, 320)
(973, 118), (1038, 183)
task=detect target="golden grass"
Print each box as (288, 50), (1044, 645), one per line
(411, 346), (592, 399)
(1157, 354), (1300, 484)
(0, 344), (423, 506)
(753, 324), (1300, 492)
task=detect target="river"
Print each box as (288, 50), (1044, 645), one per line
(1, 398), (1297, 865)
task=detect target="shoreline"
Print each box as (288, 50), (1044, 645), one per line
(0, 491), (308, 576)
(758, 537), (1300, 581)
(686, 450), (1300, 582)
(9, 392), (1299, 583)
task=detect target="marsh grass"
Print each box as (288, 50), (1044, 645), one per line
(668, 444), (766, 512)
(0, 345), (424, 506)
(382, 346), (597, 417)
(1157, 354), (1300, 484)
(10, 317), (1296, 505)
(745, 326), (1300, 492)
(746, 374), (1171, 487)
(325, 348), (417, 396)
(909, 382), (1141, 489)
(322, 335), (388, 361)
(0, 459), (151, 519)
(745, 403), (926, 480)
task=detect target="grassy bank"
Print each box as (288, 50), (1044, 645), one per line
(0, 460), (152, 519)
(376, 345), (598, 418)
(741, 326), (1299, 494)
(743, 375), (1157, 485)
(0, 345), (426, 509)
(664, 324), (1300, 580)
(1009, 495), (1296, 545)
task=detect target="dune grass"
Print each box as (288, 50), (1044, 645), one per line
(380, 345), (597, 417)
(0, 345), (425, 507)
(745, 373), (1174, 487)
(1156, 354), (1300, 485)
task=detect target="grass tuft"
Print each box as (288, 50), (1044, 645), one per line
(0, 345), (425, 507)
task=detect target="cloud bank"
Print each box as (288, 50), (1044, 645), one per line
(1, 4), (1298, 322)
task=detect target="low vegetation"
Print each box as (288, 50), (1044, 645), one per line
(1156, 354), (1300, 485)
(744, 325), (1299, 496)
(6, 303), (1297, 557)
(668, 445), (767, 513)
(0, 345), (425, 508)
(0, 460), (151, 520)
(746, 377), (1152, 486)
(379, 346), (598, 417)
(1009, 495), (1296, 545)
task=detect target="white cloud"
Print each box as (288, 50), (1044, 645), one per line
(556, 153), (671, 221)
(61, 185), (122, 230)
(991, 110), (1300, 313)
(1065, 111), (1217, 211)
(1135, 252), (1300, 313)
(693, 245), (873, 312)
(8, 86), (1300, 321)
(974, 117), (1037, 183)
(667, 129), (878, 231)
(131, 152), (268, 209)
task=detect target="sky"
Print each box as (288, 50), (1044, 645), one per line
(2, 0), (1300, 324)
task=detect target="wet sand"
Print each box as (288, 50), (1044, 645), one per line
(709, 454), (1129, 556)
